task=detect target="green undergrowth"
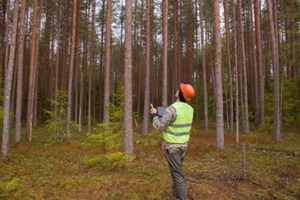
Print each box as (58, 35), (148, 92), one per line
(0, 124), (299, 199)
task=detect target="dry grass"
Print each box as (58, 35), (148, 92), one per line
(1, 123), (299, 200)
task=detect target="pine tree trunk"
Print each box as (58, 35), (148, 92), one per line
(98, 0), (105, 121)
(198, 0), (208, 130)
(74, 0), (81, 124)
(213, 0), (224, 151)
(237, 0), (249, 133)
(173, 0), (179, 87)
(142, 0), (151, 135)
(15, 0), (27, 142)
(254, 0), (264, 126)
(33, 0), (42, 128)
(2, 0), (19, 159)
(223, 0), (234, 132)
(103, 0), (112, 124)
(88, 0), (95, 133)
(267, 0), (281, 141)
(66, 0), (78, 142)
(4, 0), (10, 71)
(123, 0), (133, 155)
(26, 0), (38, 141)
(162, 0), (168, 106)
(232, 0), (239, 144)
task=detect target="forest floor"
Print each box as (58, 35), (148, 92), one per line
(1, 123), (300, 200)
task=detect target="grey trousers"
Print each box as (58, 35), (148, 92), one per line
(165, 150), (187, 200)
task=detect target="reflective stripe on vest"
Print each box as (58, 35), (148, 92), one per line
(163, 102), (194, 143)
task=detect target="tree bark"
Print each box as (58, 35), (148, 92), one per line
(237, 0), (249, 133)
(213, 0), (224, 151)
(66, 0), (78, 142)
(267, 0), (281, 141)
(198, 0), (208, 131)
(232, 0), (239, 144)
(162, 0), (168, 106)
(15, 0), (27, 142)
(26, 0), (39, 141)
(142, 0), (151, 135)
(103, 0), (112, 124)
(123, 0), (133, 155)
(2, 0), (19, 159)
(254, 0), (264, 127)
(223, 0), (234, 132)
(88, 0), (95, 133)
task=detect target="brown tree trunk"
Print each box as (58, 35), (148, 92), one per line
(98, 0), (106, 121)
(223, 0), (234, 132)
(88, 0), (95, 133)
(198, 0), (208, 130)
(254, 0), (264, 127)
(267, 0), (281, 141)
(123, 0), (133, 155)
(103, 0), (112, 124)
(66, 0), (78, 142)
(237, 0), (249, 133)
(213, 0), (224, 151)
(4, 0), (10, 71)
(232, 0), (239, 144)
(142, 0), (151, 135)
(74, 0), (81, 124)
(33, 0), (42, 128)
(15, 0), (27, 142)
(173, 0), (179, 88)
(162, 0), (168, 106)
(2, 0), (19, 159)
(26, 0), (39, 141)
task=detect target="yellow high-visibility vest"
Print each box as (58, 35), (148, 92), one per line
(163, 102), (194, 144)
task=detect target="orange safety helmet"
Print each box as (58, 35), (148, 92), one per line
(180, 83), (195, 101)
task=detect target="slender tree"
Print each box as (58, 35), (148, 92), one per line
(88, 0), (95, 133)
(2, 0), (19, 159)
(213, 0), (224, 150)
(103, 0), (112, 124)
(267, 0), (281, 141)
(232, 0), (239, 144)
(26, 0), (39, 141)
(162, 0), (168, 106)
(254, 0), (265, 126)
(237, 0), (249, 133)
(66, 0), (78, 142)
(142, 0), (151, 135)
(198, 0), (208, 130)
(15, 0), (27, 142)
(123, 0), (133, 155)
(223, 0), (234, 132)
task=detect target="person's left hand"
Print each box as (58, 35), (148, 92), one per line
(150, 104), (157, 116)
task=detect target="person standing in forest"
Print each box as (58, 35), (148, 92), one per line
(150, 83), (195, 200)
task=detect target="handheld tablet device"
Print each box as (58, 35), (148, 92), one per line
(157, 106), (167, 117)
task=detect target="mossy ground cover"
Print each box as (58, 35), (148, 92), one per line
(1, 123), (299, 200)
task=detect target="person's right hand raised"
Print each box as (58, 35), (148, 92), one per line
(150, 103), (157, 116)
